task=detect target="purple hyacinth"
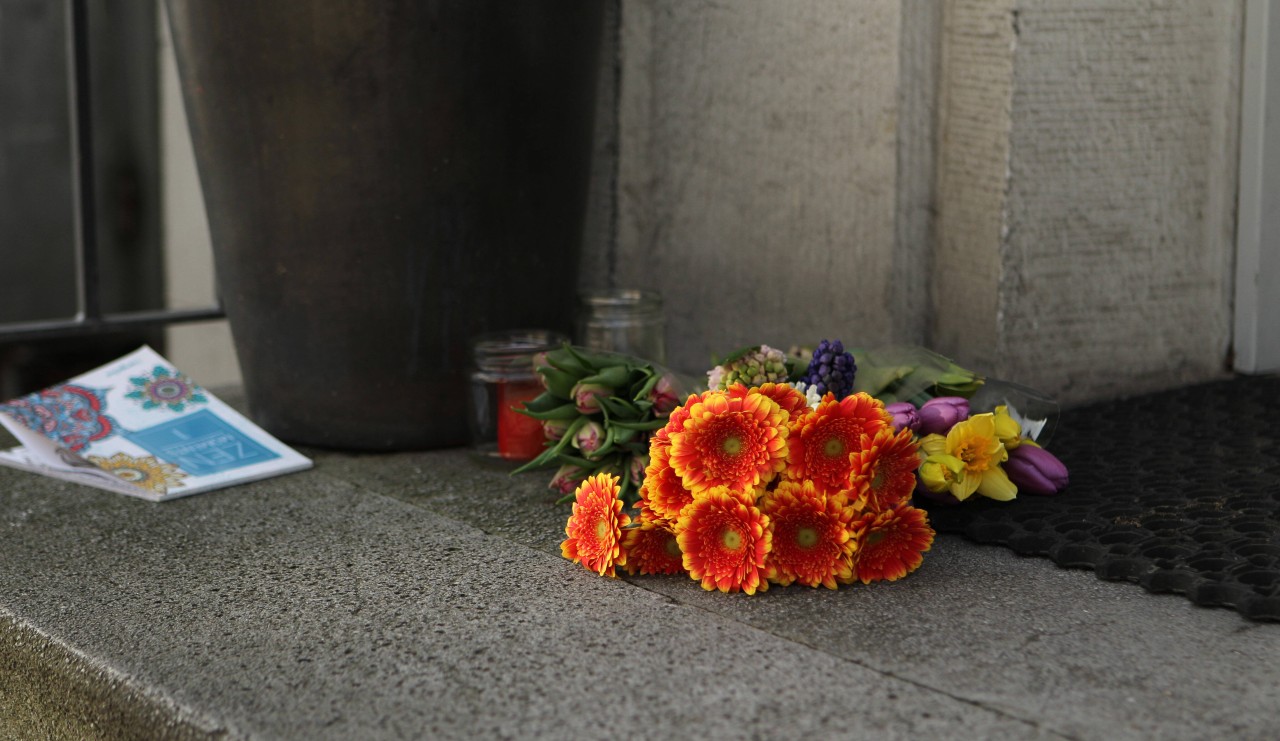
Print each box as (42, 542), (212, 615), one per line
(802, 339), (857, 399)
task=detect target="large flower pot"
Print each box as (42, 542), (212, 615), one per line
(165, 1), (602, 449)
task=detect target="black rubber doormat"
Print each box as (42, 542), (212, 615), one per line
(924, 374), (1280, 622)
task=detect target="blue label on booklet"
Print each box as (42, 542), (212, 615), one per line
(125, 410), (279, 476)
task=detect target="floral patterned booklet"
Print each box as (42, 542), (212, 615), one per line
(0, 346), (312, 501)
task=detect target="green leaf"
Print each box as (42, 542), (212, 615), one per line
(538, 367), (579, 399)
(518, 402), (581, 421)
(580, 364), (631, 389)
(631, 371), (661, 401)
(598, 396), (641, 419)
(607, 418), (666, 432)
(711, 345), (758, 367)
(519, 392), (564, 414)
(546, 346), (591, 376)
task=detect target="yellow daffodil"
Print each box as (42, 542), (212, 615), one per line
(919, 413), (1015, 501)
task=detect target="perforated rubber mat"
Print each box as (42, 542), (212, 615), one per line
(923, 374), (1280, 621)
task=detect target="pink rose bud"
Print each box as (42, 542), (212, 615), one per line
(571, 420), (605, 456)
(542, 418), (571, 441)
(571, 382), (611, 414)
(917, 396), (970, 436)
(884, 401), (920, 433)
(649, 374), (680, 417)
(549, 464), (586, 495)
(1004, 444), (1069, 496)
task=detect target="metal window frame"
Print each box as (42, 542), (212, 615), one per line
(0, 0), (224, 343)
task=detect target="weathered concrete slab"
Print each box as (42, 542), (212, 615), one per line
(2, 461), (1054, 740)
(320, 449), (1280, 741)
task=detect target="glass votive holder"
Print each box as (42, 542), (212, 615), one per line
(577, 288), (665, 364)
(469, 329), (568, 461)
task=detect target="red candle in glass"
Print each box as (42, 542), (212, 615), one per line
(497, 379), (547, 460)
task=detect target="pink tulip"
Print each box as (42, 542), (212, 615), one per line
(571, 382), (611, 414)
(649, 374), (681, 417)
(571, 420), (605, 457)
(549, 464), (586, 495)
(542, 419), (571, 441)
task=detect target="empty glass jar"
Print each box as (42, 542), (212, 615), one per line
(577, 289), (666, 364)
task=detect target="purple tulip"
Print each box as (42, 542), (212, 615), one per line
(884, 402), (921, 433)
(1004, 444), (1069, 496)
(917, 397), (970, 436)
(571, 382), (611, 414)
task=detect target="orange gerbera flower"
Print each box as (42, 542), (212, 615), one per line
(561, 473), (631, 577)
(668, 390), (789, 495)
(761, 480), (857, 589)
(727, 382), (809, 418)
(653, 390), (713, 450)
(853, 504), (934, 584)
(676, 486), (772, 594)
(786, 392), (890, 494)
(848, 427), (920, 513)
(641, 443), (694, 525)
(622, 522), (686, 575)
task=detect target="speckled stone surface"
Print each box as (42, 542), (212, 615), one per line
(2, 444), (1278, 740)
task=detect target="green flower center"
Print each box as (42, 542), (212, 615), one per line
(665, 536), (682, 558)
(866, 530), (886, 546)
(722, 435), (743, 456)
(721, 527), (743, 550)
(796, 526), (819, 548)
(596, 521), (609, 539)
(823, 437), (845, 458)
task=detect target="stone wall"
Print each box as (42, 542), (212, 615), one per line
(607, 0), (1243, 405)
(935, 0), (1242, 403)
(609, 0), (909, 372)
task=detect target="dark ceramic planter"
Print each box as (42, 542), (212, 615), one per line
(165, 1), (602, 449)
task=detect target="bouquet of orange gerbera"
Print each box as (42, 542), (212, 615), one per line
(560, 382), (935, 594)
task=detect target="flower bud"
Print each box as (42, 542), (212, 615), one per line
(629, 453), (650, 487)
(571, 382), (611, 414)
(992, 404), (1023, 450)
(884, 402), (921, 433)
(542, 418), (571, 442)
(917, 396), (970, 436)
(549, 464), (586, 495)
(571, 420), (605, 457)
(649, 374), (680, 417)
(1004, 444), (1068, 496)
(918, 453), (965, 495)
